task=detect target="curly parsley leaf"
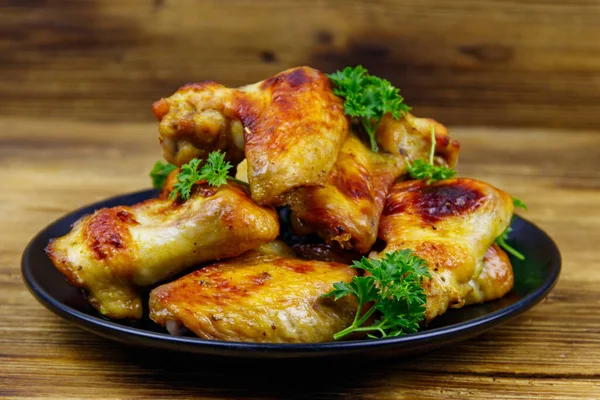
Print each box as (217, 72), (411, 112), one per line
(327, 277), (379, 304)
(200, 150), (234, 187)
(323, 249), (430, 340)
(169, 159), (203, 200)
(327, 65), (411, 152)
(407, 126), (457, 184)
(513, 197), (528, 211)
(407, 159), (456, 184)
(168, 151), (247, 201)
(150, 161), (177, 190)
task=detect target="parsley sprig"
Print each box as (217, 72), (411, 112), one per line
(150, 161), (177, 190)
(323, 249), (430, 340)
(407, 126), (457, 184)
(494, 226), (523, 261)
(327, 65), (411, 152)
(512, 197), (528, 211)
(167, 151), (248, 201)
(495, 198), (528, 260)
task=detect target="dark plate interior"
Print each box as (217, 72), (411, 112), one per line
(21, 189), (561, 359)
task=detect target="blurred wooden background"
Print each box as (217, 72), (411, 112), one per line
(2, 0), (600, 129)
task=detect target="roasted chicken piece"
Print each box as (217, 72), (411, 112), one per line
(287, 113), (460, 253)
(285, 133), (399, 254)
(149, 242), (358, 343)
(46, 183), (279, 320)
(376, 112), (460, 167)
(467, 244), (514, 306)
(376, 178), (514, 322)
(152, 66), (349, 205)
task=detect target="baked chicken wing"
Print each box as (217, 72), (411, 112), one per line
(46, 183), (279, 320)
(149, 242), (358, 343)
(152, 66), (349, 205)
(467, 244), (514, 306)
(285, 133), (400, 253)
(377, 178), (514, 321)
(376, 112), (460, 167)
(287, 113), (460, 253)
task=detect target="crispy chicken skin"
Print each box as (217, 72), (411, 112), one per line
(467, 244), (514, 305)
(152, 66), (349, 205)
(46, 183), (279, 320)
(287, 113), (459, 253)
(149, 242), (358, 343)
(377, 178), (514, 321)
(286, 133), (400, 253)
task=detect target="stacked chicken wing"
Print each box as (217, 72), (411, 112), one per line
(47, 66), (515, 342)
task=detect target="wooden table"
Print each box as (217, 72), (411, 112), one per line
(2, 117), (599, 399)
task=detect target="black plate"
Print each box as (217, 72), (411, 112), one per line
(21, 189), (561, 359)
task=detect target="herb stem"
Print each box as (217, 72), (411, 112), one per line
(429, 126), (436, 166)
(362, 119), (378, 152)
(336, 323), (390, 337)
(227, 177), (250, 187)
(496, 236), (525, 261)
(355, 306), (377, 327)
(332, 325), (357, 341)
(406, 126), (456, 184)
(333, 305), (378, 340)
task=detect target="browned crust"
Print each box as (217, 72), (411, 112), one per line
(383, 179), (486, 225)
(83, 208), (137, 261)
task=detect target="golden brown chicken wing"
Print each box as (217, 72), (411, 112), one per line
(152, 66), (349, 205)
(376, 112), (460, 167)
(466, 244), (514, 306)
(286, 113), (460, 253)
(46, 183), (279, 320)
(285, 133), (400, 253)
(149, 242), (358, 343)
(376, 178), (514, 321)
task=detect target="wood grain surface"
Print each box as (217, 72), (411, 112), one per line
(1, 117), (599, 399)
(2, 0), (600, 129)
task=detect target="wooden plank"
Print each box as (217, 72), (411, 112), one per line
(1, 1), (600, 128)
(1, 117), (600, 398)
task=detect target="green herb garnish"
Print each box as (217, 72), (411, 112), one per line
(150, 161), (177, 189)
(169, 150), (247, 201)
(323, 249), (430, 340)
(494, 226), (524, 261)
(327, 65), (411, 152)
(494, 198), (529, 260)
(513, 197), (528, 211)
(407, 126), (457, 184)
